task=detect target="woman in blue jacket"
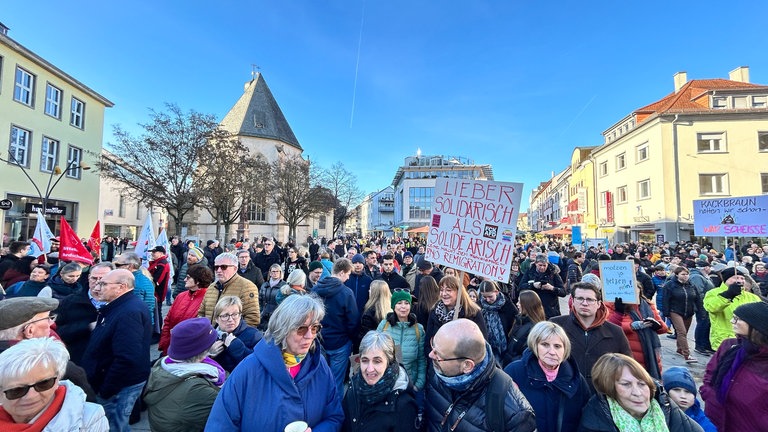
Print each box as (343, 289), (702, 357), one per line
(205, 294), (343, 432)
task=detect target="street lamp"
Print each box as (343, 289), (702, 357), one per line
(1, 151), (90, 216)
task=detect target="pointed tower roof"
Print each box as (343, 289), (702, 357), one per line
(220, 73), (302, 150)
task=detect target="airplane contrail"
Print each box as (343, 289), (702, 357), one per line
(349, 1), (366, 128)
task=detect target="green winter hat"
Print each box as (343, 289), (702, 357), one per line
(391, 290), (413, 309)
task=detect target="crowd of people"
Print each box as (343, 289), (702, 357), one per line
(0, 234), (766, 431)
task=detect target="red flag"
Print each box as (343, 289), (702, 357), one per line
(88, 220), (101, 253)
(59, 216), (93, 265)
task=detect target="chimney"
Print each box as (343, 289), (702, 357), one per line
(673, 71), (688, 93)
(729, 66), (750, 83)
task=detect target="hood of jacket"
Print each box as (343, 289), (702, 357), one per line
(312, 276), (347, 298)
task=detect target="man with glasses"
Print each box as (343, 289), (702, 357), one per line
(551, 281), (631, 392)
(236, 248), (265, 287)
(0, 296), (97, 402)
(113, 253), (156, 328)
(197, 253), (261, 328)
(81, 268), (152, 431)
(426, 318), (535, 432)
(377, 253), (410, 292)
(254, 238), (281, 281)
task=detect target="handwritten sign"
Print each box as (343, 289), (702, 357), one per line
(598, 260), (638, 304)
(693, 195), (768, 236)
(425, 178), (523, 283)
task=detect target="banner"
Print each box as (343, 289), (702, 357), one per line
(154, 228), (175, 293)
(87, 220), (101, 253)
(425, 178), (523, 283)
(29, 210), (55, 257)
(134, 213), (156, 268)
(693, 195), (768, 236)
(59, 217), (93, 264)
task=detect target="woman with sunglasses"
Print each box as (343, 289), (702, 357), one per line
(206, 294), (343, 431)
(258, 263), (287, 331)
(159, 264), (213, 356)
(208, 295), (263, 373)
(0, 337), (108, 430)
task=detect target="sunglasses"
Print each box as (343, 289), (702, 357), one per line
(296, 323), (322, 336)
(3, 376), (57, 400)
(214, 265), (234, 271)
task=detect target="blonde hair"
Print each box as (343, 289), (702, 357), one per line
(440, 275), (480, 319)
(364, 280), (392, 322)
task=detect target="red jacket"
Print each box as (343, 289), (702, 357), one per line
(158, 287), (208, 355)
(149, 256), (171, 303)
(606, 299), (667, 373)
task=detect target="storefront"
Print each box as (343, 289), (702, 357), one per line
(2, 194), (79, 242)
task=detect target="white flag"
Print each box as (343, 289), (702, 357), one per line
(29, 210), (55, 257)
(134, 212), (156, 268)
(154, 228), (175, 291)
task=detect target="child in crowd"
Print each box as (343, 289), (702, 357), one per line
(662, 366), (716, 432)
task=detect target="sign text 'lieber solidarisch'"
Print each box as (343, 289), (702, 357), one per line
(425, 178), (523, 283)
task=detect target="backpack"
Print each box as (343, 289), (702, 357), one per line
(484, 370), (508, 432)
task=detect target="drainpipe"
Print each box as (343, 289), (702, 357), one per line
(672, 114), (682, 243)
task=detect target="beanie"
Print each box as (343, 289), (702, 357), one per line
(581, 273), (602, 289)
(352, 254), (366, 264)
(417, 258), (433, 271)
(662, 366), (697, 396)
(308, 261), (323, 272)
(720, 265), (749, 281)
(734, 301), (768, 337)
(188, 247), (204, 261)
(391, 290), (413, 309)
(403, 251), (413, 258)
(168, 317), (218, 360)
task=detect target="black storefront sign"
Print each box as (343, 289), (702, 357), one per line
(24, 203), (67, 216)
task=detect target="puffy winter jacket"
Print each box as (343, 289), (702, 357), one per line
(159, 287), (208, 355)
(662, 278), (701, 319)
(577, 391), (704, 432)
(198, 274), (261, 328)
(342, 366), (419, 432)
(703, 284), (762, 349)
(312, 276), (359, 351)
(377, 313), (426, 390)
(258, 279), (287, 330)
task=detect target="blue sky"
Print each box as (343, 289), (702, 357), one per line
(5, 1), (768, 210)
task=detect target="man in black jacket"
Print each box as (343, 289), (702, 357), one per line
(236, 248), (265, 287)
(519, 255), (567, 319)
(254, 239), (281, 280)
(377, 254), (410, 292)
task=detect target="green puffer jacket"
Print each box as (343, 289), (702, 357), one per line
(142, 359), (221, 432)
(377, 313), (427, 390)
(704, 284), (763, 349)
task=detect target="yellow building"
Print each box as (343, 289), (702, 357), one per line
(592, 66), (768, 244)
(0, 24), (112, 243)
(567, 147), (597, 237)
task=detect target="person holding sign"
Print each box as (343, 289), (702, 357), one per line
(662, 267), (704, 364)
(519, 255), (567, 319)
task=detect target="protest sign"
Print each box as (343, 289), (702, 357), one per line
(693, 195), (768, 236)
(425, 178), (523, 283)
(599, 260), (638, 304)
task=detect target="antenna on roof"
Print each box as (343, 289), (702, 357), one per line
(251, 64), (260, 80)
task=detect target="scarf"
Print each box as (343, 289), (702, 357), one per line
(632, 302), (662, 380)
(712, 337), (754, 403)
(481, 294), (508, 355)
(434, 301), (461, 325)
(607, 396), (669, 432)
(352, 362), (399, 405)
(282, 350), (307, 368)
(0, 385), (66, 432)
(269, 278), (281, 287)
(436, 343), (492, 392)
(162, 356), (226, 387)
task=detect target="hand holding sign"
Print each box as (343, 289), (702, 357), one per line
(599, 261), (639, 304)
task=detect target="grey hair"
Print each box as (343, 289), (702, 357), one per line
(0, 324), (25, 340)
(60, 262), (82, 275)
(269, 263), (283, 277)
(0, 337), (69, 386)
(92, 261), (116, 272)
(215, 253), (238, 266)
(214, 295), (243, 319)
(359, 330), (396, 365)
(265, 294), (325, 350)
(286, 269), (306, 286)
(120, 252), (142, 268)
(527, 321), (571, 360)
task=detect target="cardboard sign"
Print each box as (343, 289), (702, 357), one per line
(425, 178), (523, 283)
(693, 195), (768, 236)
(598, 260), (638, 304)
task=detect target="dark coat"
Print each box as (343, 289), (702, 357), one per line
(425, 306), (488, 359)
(48, 274), (83, 301)
(519, 263), (567, 319)
(577, 391), (704, 432)
(254, 249), (282, 280)
(312, 276), (360, 351)
(347, 272), (372, 317)
(237, 260), (265, 287)
(504, 350), (591, 432)
(81, 290), (152, 398)
(213, 319), (263, 372)
(502, 315), (536, 367)
(342, 368), (419, 432)
(55, 288), (99, 365)
(662, 277), (702, 318)
(636, 270), (656, 299)
(377, 271), (410, 292)
(258, 279), (287, 331)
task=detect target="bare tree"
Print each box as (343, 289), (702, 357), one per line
(319, 162), (364, 236)
(266, 154), (333, 241)
(98, 103), (231, 235)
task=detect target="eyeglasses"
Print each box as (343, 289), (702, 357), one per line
(217, 312), (241, 321)
(214, 265), (234, 271)
(430, 338), (469, 363)
(24, 314), (56, 329)
(269, 270), (281, 274)
(96, 281), (121, 288)
(731, 315), (741, 324)
(296, 323), (322, 336)
(113, 263), (129, 268)
(574, 297), (598, 305)
(3, 376), (57, 400)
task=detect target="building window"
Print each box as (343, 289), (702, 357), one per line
(753, 95), (767, 108)
(118, 195), (126, 218)
(599, 161), (608, 177)
(712, 96), (727, 109)
(617, 186), (628, 204)
(247, 202), (266, 222)
(699, 174), (728, 195)
(44, 83), (62, 118)
(599, 191), (607, 207)
(759, 132), (768, 151)
(616, 153), (626, 171)
(319, 215), (327, 229)
(70, 97), (85, 129)
(9, 125), (31, 167)
(637, 143), (649, 162)
(697, 132), (725, 153)
(136, 204), (142, 220)
(409, 187), (433, 219)
(14, 66), (35, 106)
(66, 145), (83, 179)
(40, 136), (59, 173)
(733, 96), (748, 109)
(762, 174), (768, 194)
(637, 179), (651, 200)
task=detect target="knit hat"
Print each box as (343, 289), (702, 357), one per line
(695, 259), (710, 268)
(720, 265), (749, 281)
(0, 297), (59, 331)
(391, 290), (413, 309)
(734, 301), (768, 337)
(710, 262), (727, 273)
(188, 247), (204, 261)
(662, 366), (697, 396)
(308, 261), (323, 272)
(351, 254), (366, 264)
(581, 273), (602, 289)
(403, 251), (413, 258)
(168, 317), (218, 360)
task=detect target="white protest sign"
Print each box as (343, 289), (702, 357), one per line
(598, 260), (639, 304)
(425, 178), (523, 283)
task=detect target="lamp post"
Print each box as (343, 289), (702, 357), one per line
(1, 151), (90, 217)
